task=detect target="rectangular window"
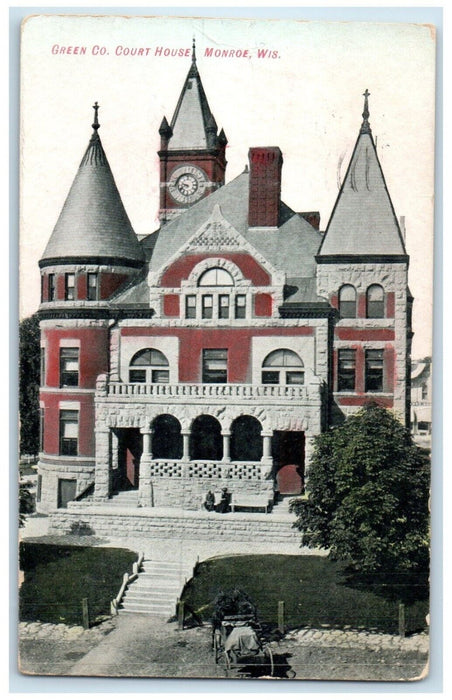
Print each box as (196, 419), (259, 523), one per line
(185, 295), (196, 319)
(235, 294), (246, 319)
(152, 369), (169, 383)
(41, 276), (45, 302)
(40, 348), (46, 386)
(39, 407), (44, 451)
(202, 349), (227, 383)
(219, 295), (230, 319)
(36, 474), (42, 503)
(65, 273), (75, 301)
(60, 347), (79, 387)
(87, 273), (99, 301)
(129, 369), (146, 383)
(286, 371), (304, 385)
(262, 370), (279, 385)
(338, 349), (356, 392)
(365, 349), (384, 392)
(202, 295), (213, 319)
(59, 410), (79, 456)
(48, 274), (55, 301)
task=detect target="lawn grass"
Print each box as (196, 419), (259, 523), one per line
(19, 543), (137, 627)
(181, 554), (428, 635)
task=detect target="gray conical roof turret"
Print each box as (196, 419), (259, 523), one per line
(40, 103), (144, 267)
(318, 91), (407, 259)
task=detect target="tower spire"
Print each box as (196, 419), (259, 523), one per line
(360, 89), (371, 134)
(192, 36), (196, 63)
(92, 101), (100, 132)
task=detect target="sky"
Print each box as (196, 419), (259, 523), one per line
(20, 13), (435, 357)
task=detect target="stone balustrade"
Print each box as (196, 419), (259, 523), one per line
(148, 459), (264, 480)
(99, 379), (318, 402)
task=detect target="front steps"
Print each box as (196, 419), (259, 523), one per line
(119, 559), (191, 616)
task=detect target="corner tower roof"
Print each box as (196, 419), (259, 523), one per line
(40, 103), (144, 267)
(318, 90), (408, 260)
(168, 39), (223, 150)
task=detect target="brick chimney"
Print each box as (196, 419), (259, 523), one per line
(248, 147), (283, 228)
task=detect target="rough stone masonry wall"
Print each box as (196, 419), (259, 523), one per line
(48, 509), (301, 542)
(150, 476), (274, 509)
(317, 262), (408, 422)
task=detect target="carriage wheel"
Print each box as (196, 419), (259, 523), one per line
(223, 650), (231, 676)
(266, 647), (274, 677)
(213, 631), (221, 664)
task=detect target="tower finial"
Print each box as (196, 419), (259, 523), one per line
(192, 36), (196, 62)
(92, 101), (100, 132)
(360, 89), (371, 134)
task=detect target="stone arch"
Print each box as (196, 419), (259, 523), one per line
(230, 415), (263, 462)
(186, 258), (247, 288)
(190, 414), (223, 461)
(151, 414), (183, 460)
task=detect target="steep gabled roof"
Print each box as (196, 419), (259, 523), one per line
(318, 91), (407, 260)
(168, 41), (222, 151)
(145, 171), (323, 280)
(40, 104), (144, 266)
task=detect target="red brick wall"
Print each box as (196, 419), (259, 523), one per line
(163, 294), (180, 317)
(248, 147), (283, 228)
(160, 253), (271, 287)
(43, 327), (109, 389)
(253, 293), (272, 317)
(122, 326), (314, 384)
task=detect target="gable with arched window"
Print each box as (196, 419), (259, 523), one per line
(366, 284), (385, 318)
(338, 284), (357, 318)
(129, 348), (169, 383)
(261, 349), (304, 385)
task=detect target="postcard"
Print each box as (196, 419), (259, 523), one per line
(18, 13), (435, 681)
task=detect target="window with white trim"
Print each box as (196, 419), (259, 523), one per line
(262, 349), (304, 385)
(59, 410), (79, 456)
(184, 266), (249, 321)
(203, 349), (228, 383)
(366, 284), (384, 318)
(59, 348), (79, 387)
(129, 349), (169, 384)
(339, 284), (357, 318)
(337, 349), (356, 392)
(365, 349), (384, 392)
(87, 272), (99, 301)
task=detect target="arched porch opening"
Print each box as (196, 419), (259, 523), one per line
(230, 415), (263, 461)
(190, 415), (223, 461)
(272, 430), (305, 495)
(151, 414), (183, 459)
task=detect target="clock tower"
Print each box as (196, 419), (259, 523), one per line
(158, 40), (228, 223)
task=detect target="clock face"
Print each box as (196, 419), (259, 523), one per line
(168, 165), (208, 204)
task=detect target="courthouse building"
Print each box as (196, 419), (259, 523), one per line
(36, 48), (412, 515)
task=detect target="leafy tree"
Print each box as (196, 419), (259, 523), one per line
(290, 404), (430, 574)
(19, 314), (40, 455)
(19, 482), (35, 527)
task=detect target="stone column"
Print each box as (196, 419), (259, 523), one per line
(221, 432), (231, 462)
(182, 431), (190, 461)
(94, 428), (111, 501)
(138, 428), (153, 507)
(304, 434), (316, 486)
(260, 433), (273, 479)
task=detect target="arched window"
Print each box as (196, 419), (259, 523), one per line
(366, 284), (385, 318)
(198, 268), (234, 287)
(190, 415), (223, 461)
(262, 349), (304, 385)
(129, 349), (169, 384)
(152, 415), (183, 459)
(339, 285), (357, 318)
(230, 416), (263, 462)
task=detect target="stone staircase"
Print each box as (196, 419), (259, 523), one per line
(119, 558), (192, 617)
(108, 490), (139, 508)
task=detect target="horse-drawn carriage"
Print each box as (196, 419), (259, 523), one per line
(212, 610), (274, 677)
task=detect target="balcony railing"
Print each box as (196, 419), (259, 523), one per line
(97, 378), (319, 402)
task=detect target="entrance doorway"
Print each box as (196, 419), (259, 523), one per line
(272, 431), (305, 495)
(57, 478), (77, 508)
(115, 428), (142, 492)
